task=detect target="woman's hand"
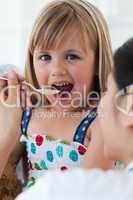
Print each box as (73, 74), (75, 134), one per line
(0, 70), (25, 176)
(0, 70), (24, 138)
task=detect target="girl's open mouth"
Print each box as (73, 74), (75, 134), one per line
(52, 82), (74, 98)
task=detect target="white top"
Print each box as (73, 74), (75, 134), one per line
(16, 167), (133, 200)
(126, 161), (133, 172)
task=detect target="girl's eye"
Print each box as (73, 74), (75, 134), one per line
(66, 54), (80, 61)
(39, 54), (51, 61)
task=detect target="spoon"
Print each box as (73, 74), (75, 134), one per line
(0, 76), (59, 95)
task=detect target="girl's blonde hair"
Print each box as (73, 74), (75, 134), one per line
(25, 0), (113, 93)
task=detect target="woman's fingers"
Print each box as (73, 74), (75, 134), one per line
(0, 71), (25, 106)
(21, 83), (34, 110)
(0, 71), (43, 110)
(0, 75), (8, 102)
(17, 73), (25, 82)
(21, 83), (44, 110)
(0, 71), (24, 107)
(0, 73), (8, 91)
(21, 84), (31, 110)
(7, 70), (19, 104)
(0, 80), (7, 95)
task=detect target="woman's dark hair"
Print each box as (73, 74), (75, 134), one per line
(114, 37), (133, 91)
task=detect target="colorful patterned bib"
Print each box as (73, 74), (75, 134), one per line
(20, 107), (97, 188)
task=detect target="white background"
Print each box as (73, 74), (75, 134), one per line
(0, 0), (133, 73)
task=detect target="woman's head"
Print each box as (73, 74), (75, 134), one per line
(98, 38), (133, 164)
(114, 37), (133, 91)
(25, 0), (113, 94)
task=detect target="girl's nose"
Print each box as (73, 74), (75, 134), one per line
(50, 63), (67, 77)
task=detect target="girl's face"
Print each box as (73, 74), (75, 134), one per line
(33, 30), (95, 111)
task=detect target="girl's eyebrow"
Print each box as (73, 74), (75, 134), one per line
(65, 49), (80, 52)
(34, 49), (49, 52)
(63, 49), (84, 54)
(34, 49), (84, 54)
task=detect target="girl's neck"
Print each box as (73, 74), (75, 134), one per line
(33, 106), (89, 121)
(48, 105), (89, 114)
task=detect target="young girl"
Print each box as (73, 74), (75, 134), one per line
(0, 0), (113, 196)
(16, 38), (133, 200)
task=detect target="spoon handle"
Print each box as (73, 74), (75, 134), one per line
(0, 76), (8, 81)
(0, 76), (59, 95)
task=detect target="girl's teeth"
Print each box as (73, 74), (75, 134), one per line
(54, 82), (69, 86)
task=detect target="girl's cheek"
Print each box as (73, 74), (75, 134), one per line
(70, 65), (90, 89)
(37, 74), (48, 85)
(34, 68), (49, 85)
(70, 65), (85, 81)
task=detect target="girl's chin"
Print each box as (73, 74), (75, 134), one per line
(49, 89), (82, 111)
(52, 99), (82, 112)
(48, 96), (75, 111)
(54, 95), (72, 108)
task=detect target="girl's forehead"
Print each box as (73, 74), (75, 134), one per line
(35, 29), (92, 54)
(32, 10), (97, 54)
(56, 31), (89, 50)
